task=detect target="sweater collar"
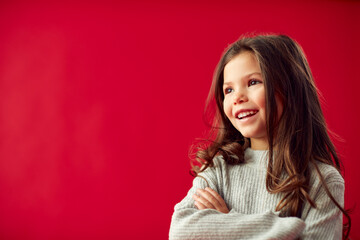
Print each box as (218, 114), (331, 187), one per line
(244, 147), (269, 165)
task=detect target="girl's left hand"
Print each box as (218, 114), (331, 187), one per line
(192, 187), (229, 214)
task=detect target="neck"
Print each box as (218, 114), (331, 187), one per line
(250, 138), (269, 150)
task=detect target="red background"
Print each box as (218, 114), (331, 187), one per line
(0, 0), (359, 239)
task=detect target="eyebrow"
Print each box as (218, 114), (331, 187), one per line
(223, 72), (262, 86)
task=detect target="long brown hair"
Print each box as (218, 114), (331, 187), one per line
(191, 34), (351, 239)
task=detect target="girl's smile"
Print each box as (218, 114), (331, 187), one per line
(234, 109), (259, 121)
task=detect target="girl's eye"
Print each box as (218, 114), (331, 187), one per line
(224, 88), (233, 94)
(248, 79), (262, 87)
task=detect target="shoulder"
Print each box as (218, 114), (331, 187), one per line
(198, 155), (229, 176)
(309, 161), (344, 186)
(307, 161), (345, 206)
(212, 155), (229, 169)
(196, 155), (228, 178)
(193, 155), (230, 191)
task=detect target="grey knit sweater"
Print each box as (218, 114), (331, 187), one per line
(169, 148), (344, 240)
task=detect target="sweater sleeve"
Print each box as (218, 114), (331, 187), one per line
(169, 164), (306, 240)
(300, 165), (344, 239)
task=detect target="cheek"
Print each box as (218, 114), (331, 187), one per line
(256, 89), (266, 110)
(254, 89), (267, 121)
(223, 98), (232, 118)
(259, 96), (266, 110)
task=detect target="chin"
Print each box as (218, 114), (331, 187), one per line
(239, 130), (266, 140)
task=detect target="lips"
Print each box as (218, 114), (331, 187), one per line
(235, 109), (259, 120)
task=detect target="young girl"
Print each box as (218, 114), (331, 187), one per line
(169, 34), (351, 239)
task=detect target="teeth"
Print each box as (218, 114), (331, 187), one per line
(237, 111), (256, 119)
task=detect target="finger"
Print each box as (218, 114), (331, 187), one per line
(196, 189), (219, 209)
(194, 200), (206, 210)
(198, 189), (221, 208)
(192, 192), (215, 209)
(204, 187), (226, 207)
(204, 188), (230, 213)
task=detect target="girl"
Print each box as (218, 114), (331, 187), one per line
(169, 34), (351, 239)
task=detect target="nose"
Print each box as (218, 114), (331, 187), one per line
(233, 91), (247, 105)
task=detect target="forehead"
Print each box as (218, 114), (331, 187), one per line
(223, 51), (261, 82)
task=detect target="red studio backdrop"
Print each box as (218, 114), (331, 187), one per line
(0, 0), (359, 239)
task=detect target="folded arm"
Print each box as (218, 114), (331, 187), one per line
(169, 176), (305, 240)
(169, 160), (344, 240)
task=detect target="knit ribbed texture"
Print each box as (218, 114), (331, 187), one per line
(169, 148), (344, 240)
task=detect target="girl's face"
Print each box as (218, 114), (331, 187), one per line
(222, 51), (282, 150)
